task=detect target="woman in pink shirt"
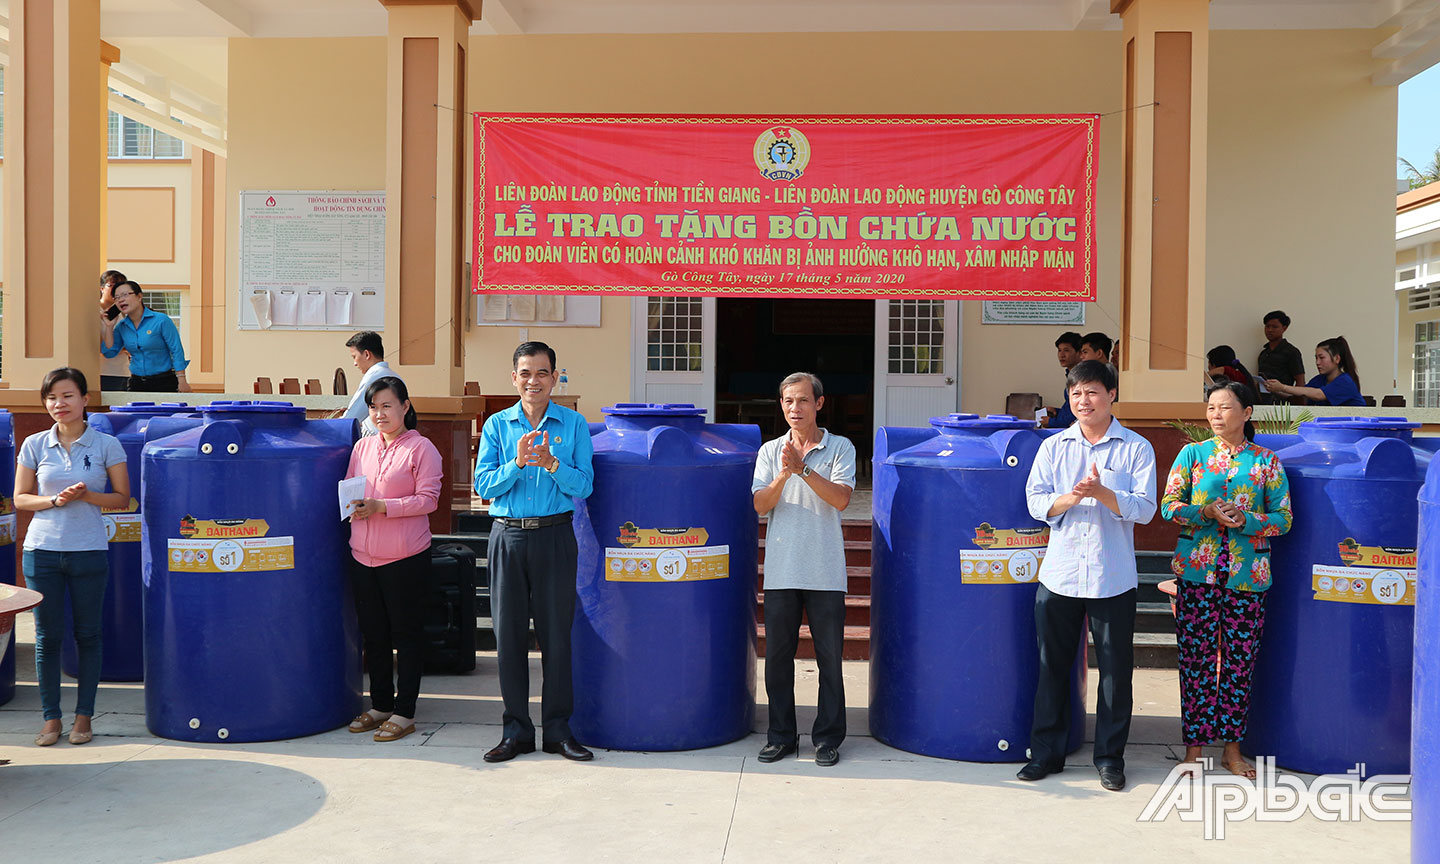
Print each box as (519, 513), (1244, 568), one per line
(344, 376), (443, 742)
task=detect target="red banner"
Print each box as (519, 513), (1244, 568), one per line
(472, 113), (1098, 301)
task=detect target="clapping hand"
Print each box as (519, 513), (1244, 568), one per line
(1072, 464), (1105, 499)
(515, 430), (548, 468)
(57, 483), (87, 505)
(530, 431), (554, 469)
(781, 439), (806, 476)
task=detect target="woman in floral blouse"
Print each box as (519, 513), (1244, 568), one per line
(1161, 381), (1292, 779)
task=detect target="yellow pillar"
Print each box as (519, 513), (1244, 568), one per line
(1114, 0), (1209, 402)
(188, 152), (227, 389)
(99, 40), (119, 271)
(1, 0), (105, 388)
(380, 0), (473, 397)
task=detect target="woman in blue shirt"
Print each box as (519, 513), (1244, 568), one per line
(15, 368), (130, 746)
(1264, 336), (1362, 406)
(100, 281), (190, 392)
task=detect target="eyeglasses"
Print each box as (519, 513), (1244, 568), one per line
(113, 291), (137, 299)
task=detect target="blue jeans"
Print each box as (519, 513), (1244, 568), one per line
(24, 549), (109, 721)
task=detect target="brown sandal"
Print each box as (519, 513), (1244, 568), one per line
(348, 712), (386, 733)
(374, 720), (416, 742)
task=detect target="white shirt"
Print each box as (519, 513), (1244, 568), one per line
(344, 360), (400, 436)
(1024, 418), (1157, 599)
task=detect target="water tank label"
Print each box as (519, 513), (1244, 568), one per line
(615, 522), (710, 548)
(178, 516), (272, 539)
(1311, 565), (1415, 606)
(1335, 538), (1416, 569)
(104, 513), (142, 544)
(971, 523), (1049, 550)
(960, 548), (1045, 584)
(605, 545), (730, 582)
(0, 515), (14, 547)
(168, 536), (296, 573)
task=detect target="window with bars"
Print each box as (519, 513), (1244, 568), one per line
(1415, 321), (1440, 408)
(146, 291), (183, 332)
(887, 299), (945, 374)
(1411, 284), (1440, 312)
(646, 297), (702, 372)
(108, 92), (186, 159)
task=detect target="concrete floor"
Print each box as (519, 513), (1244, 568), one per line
(0, 614), (1411, 864)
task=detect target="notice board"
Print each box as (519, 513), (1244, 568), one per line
(238, 190), (386, 331)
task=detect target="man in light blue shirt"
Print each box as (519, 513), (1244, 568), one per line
(1018, 360), (1156, 792)
(474, 341), (594, 764)
(343, 331), (401, 435)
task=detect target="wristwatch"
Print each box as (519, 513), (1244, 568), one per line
(801, 464), (813, 478)
(50, 494), (60, 508)
(546, 458), (560, 474)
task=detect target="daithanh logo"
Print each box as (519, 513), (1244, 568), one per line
(1138, 757), (1410, 840)
(754, 126), (810, 182)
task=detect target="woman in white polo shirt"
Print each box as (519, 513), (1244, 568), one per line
(15, 368), (130, 746)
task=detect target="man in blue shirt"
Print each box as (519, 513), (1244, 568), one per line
(1019, 360), (1156, 792)
(100, 281), (190, 392)
(474, 341), (595, 763)
(1047, 331), (1081, 428)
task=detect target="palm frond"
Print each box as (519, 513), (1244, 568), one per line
(1164, 419), (1212, 444)
(1253, 404), (1314, 436)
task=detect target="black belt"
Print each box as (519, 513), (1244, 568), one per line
(494, 512), (572, 530)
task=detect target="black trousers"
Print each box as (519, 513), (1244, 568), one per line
(128, 371), (178, 392)
(1029, 584), (1136, 771)
(488, 518), (578, 744)
(100, 375), (130, 391)
(763, 588), (847, 749)
(350, 550), (428, 719)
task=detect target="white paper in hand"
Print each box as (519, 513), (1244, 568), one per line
(339, 475), (368, 521)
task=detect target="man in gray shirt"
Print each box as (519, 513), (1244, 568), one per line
(751, 372), (857, 767)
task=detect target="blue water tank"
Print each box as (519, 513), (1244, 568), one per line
(571, 403), (760, 750)
(62, 402), (195, 682)
(1415, 450), (1440, 860)
(1245, 417), (1428, 775)
(0, 412), (15, 706)
(871, 414), (1085, 761)
(142, 401), (361, 742)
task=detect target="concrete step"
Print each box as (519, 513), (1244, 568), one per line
(755, 594), (871, 628)
(757, 623), (872, 661)
(1089, 632), (1177, 669)
(1134, 600), (1177, 635)
(1136, 549), (1174, 574)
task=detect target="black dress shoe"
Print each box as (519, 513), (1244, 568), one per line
(543, 738), (594, 761)
(757, 742), (798, 763)
(1098, 766), (1126, 791)
(483, 738), (536, 763)
(815, 745), (840, 767)
(1016, 761), (1063, 782)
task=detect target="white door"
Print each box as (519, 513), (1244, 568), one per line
(630, 296), (716, 416)
(873, 299), (960, 426)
